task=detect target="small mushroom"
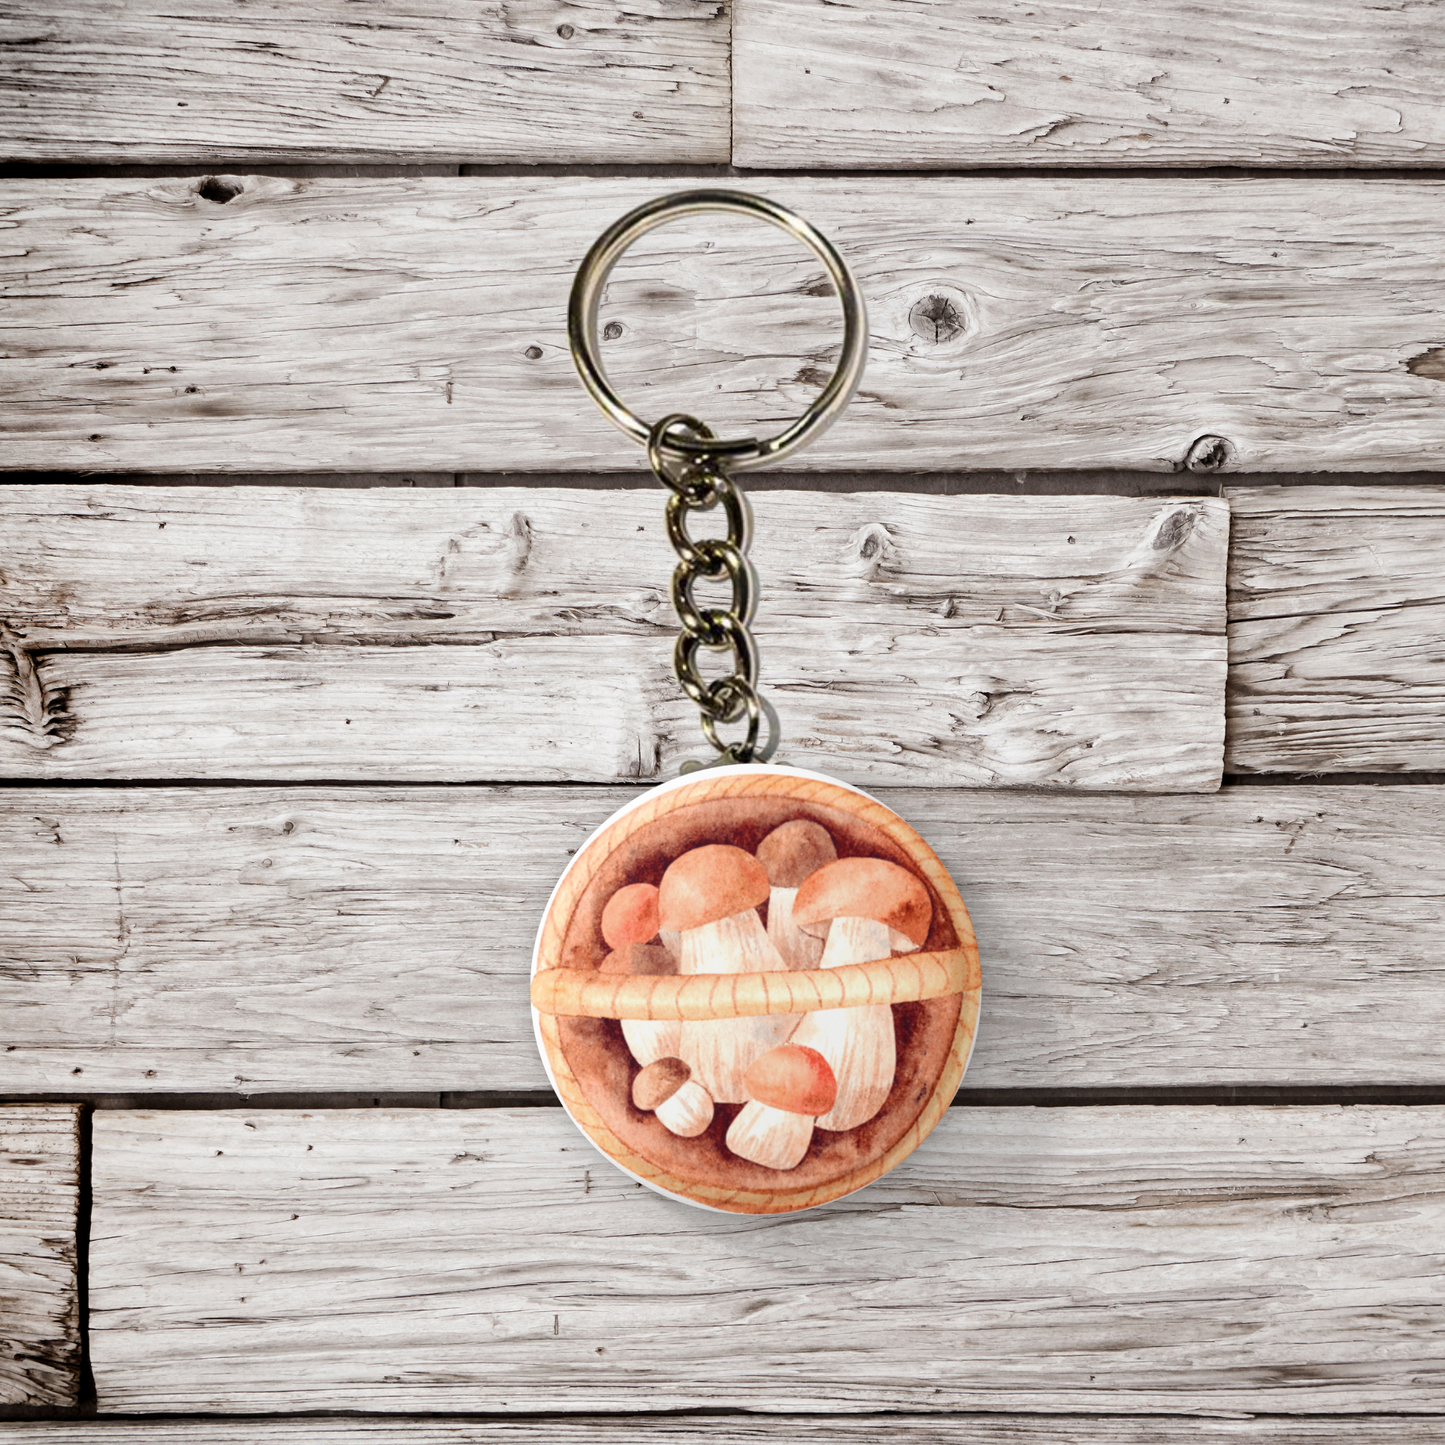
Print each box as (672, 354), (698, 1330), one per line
(632, 1056), (714, 1138)
(726, 1043), (837, 1170)
(756, 820), (837, 970)
(658, 844), (797, 1103)
(787, 857), (932, 1132)
(599, 882), (678, 1065)
(602, 882), (661, 951)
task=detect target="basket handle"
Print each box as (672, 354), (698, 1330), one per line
(531, 947), (976, 1021)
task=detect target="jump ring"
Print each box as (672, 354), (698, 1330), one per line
(699, 680), (781, 764)
(647, 415), (718, 502)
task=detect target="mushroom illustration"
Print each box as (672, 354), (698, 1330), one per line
(602, 883), (660, 952)
(658, 843), (798, 1103)
(756, 819), (837, 970)
(726, 1043), (836, 1170)
(599, 882), (679, 1065)
(632, 1057), (714, 1138)
(788, 857), (932, 1132)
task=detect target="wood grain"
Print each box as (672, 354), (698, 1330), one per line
(2, 1423), (1439, 1445)
(1226, 485), (1445, 774)
(88, 1106), (1445, 1412)
(734, 0), (1445, 168)
(0, 1105), (81, 1408)
(7, 785), (1445, 1093)
(0, 0), (728, 163)
(0, 486), (1227, 789)
(4, 177), (1444, 473)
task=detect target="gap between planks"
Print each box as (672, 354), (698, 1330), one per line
(4, 1416), (1445, 1441)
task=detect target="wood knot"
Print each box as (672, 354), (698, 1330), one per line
(197, 176), (243, 205)
(1152, 506), (1197, 552)
(504, 512), (533, 573)
(845, 523), (899, 581)
(909, 291), (969, 345)
(1184, 435), (1234, 473)
(2, 627), (72, 749)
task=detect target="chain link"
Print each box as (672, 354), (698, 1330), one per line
(648, 414), (780, 767)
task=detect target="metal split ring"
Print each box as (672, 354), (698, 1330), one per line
(568, 190), (869, 471)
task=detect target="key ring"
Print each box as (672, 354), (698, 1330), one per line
(567, 189), (869, 472)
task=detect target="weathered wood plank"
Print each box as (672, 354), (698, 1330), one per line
(89, 1106), (1445, 1412)
(3, 177), (1443, 473)
(0, 486), (1227, 789)
(0, 1105), (81, 1408)
(6, 785), (1445, 1093)
(734, 0), (1445, 169)
(1226, 485), (1445, 775)
(0, 1419), (1438, 1443)
(0, 0), (728, 163)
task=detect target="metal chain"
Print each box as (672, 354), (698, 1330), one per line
(648, 414), (780, 768)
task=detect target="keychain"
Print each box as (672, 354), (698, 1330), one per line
(531, 191), (981, 1214)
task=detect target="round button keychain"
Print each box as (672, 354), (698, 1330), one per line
(531, 191), (982, 1214)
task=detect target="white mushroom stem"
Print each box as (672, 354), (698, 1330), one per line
(621, 1019), (682, 1067)
(654, 1079), (714, 1138)
(789, 915), (898, 1132)
(726, 1099), (813, 1171)
(659, 929), (681, 960)
(676, 910), (798, 1103)
(766, 885), (824, 971)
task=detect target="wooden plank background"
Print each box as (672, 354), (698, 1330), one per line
(3, 177), (1444, 475)
(0, 0), (730, 163)
(1227, 485), (1445, 774)
(88, 1106), (1445, 1413)
(0, 486), (1227, 787)
(5, 0), (1445, 1434)
(6, 784), (1445, 1094)
(0, 1106), (81, 1408)
(733, 0), (1445, 168)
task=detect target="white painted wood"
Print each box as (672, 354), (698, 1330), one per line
(0, 0), (728, 163)
(6, 784), (1445, 1093)
(734, 0), (1445, 168)
(0, 1106), (80, 1407)
(88, 1106), (1445, 1412)
(0, 1418), (1436, 1443)
(1226, 485), (1445, 774)
(0, 486), (1227, 789)
(4, 177), (1443, 474)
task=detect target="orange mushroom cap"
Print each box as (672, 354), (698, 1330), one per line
(744, 1044), (837, 1116)
(792, 856), (932, 948)
(657, 844), (769, 933)
(601, 882), (661, 950)
(756, 819), (837, 889)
